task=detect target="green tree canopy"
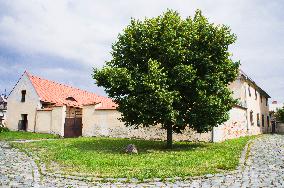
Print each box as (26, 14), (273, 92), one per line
(275, 108), (284, 123)
(93, 9), (239, 148)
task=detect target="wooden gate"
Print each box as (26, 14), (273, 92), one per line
(64, 117), (82, 138)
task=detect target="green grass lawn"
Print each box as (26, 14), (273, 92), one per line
(11, 136), (256, 179)
(0, 131), (59, 141)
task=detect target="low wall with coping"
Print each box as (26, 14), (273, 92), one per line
(35, 110), (52, 133)
(276, 122), (284, 133)
(82, 105), (212, 142)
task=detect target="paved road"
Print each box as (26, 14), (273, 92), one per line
(1, 134), (284, 187)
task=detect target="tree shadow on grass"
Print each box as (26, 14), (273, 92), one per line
(69, 137), (209, 154)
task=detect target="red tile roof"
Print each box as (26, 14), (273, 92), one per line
(26, 72), (117, 109)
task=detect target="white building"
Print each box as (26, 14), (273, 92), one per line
(6, 71), (271, 142)
(269, 101), (283, 112)
(6, 71), (116, 137)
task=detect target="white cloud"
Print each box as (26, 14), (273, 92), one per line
(0, 0), (283, 101)
(0, 1), (118, 66)
(0, 0), (250, 66)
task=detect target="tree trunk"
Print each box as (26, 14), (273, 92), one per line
(166, 123), (173, 149)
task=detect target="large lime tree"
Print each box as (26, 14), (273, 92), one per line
(93, 10), (239, 148)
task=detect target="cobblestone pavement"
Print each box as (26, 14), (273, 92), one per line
(1, 134), (284, 187)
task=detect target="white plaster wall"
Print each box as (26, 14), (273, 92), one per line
(51, 106), (66, 136)
(213, 107), (248, 142)
(229, 78), (247, 106)
(35, 110), (52, 133)
(6, 73), (41, 131)
(82, 105), (211, 142)
(244, 82), (270, 135)
(212, 78), (248, 142)
(82, 105), (125, 137)
(212, 77), (270, 142)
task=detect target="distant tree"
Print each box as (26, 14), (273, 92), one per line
(93, 9), (239, 148)
(275, 108), (284, 123)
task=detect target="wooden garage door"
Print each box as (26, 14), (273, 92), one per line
(64, 118), (82, 138)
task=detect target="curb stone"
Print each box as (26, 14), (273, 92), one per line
(5, 130), (284, 187)
(6, 135), (278, 187)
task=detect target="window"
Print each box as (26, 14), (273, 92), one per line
(250, 111), (254, 125)
(248, 86), (251, 97)
(66, 96), (77, 101)
(267, 116), (270, 127)
(262, 114), (264, 127)
(255, 89), (257, 100)
(21, 90), (26, 102)
(266, 98), (268, 106)
(257, 113), (260, 126)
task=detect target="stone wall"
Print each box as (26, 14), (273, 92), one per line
(213, 107), (248, 142)
(276, 123), (284, 133)
(82, 105), (212, 142)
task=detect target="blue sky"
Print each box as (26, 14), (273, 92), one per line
(0, 0), (283, 102)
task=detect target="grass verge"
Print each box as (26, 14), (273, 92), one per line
(0, 131), (59, 141)
(11, 136), (256, 179)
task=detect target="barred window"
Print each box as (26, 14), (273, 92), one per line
(257, 113), (260, 126)
(248, 86), (251, 97)
(250, 111), (254, 125)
